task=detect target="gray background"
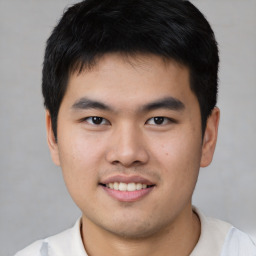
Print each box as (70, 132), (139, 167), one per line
(0, 0), (255, 255)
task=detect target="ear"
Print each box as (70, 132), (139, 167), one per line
(200, 107), (220, 167)
(45, 111), (60, 166)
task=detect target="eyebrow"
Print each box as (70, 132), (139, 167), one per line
(71, 96), (185, 112)
(72, 98), (112, 111)
(141, 97), (185, 112)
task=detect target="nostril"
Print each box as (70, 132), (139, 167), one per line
(110, 159), (145, 168)
(105, 143), (149, 166)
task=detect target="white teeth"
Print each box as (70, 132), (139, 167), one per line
(113, 182), (119, 190)
(106, 182), (150, 191)
(136, 183), (142, 190)
(119, 182), (127, 191)
(127, 183), (136, 191)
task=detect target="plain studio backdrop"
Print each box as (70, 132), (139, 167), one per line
(0, 0), (255, 255)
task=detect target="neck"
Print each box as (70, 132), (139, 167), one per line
(81, 205), (200, 256)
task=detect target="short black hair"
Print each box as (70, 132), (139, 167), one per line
(42, 0), (219, 139)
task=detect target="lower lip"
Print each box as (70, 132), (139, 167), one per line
(101, 186), (154, 202)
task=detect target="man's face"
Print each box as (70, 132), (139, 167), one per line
(47, 54), (218, 238)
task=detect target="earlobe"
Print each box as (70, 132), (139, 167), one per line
(45, 111), (60, 166)
(200, 107), (220, 167)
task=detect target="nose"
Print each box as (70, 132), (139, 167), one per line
(105, 124), (149, 167)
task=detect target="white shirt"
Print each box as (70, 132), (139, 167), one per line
(191, 209), (256, 256)
(15, 209), (256, 256)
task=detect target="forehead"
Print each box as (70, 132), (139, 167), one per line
(64, 54), (194, 110)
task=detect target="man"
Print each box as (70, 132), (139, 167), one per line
(15, 0), (256, 255)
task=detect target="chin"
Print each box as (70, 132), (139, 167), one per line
(103, 218), (168, 239)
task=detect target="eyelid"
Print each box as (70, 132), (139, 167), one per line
(82, 116), (111, 125)
(145, 117), (176, 125)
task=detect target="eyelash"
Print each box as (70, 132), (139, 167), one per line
(82, 116), (176, 126)
(83, 116), (110, 125)
(145, 117), (176, 125)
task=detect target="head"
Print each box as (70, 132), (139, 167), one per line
(42, 0), (219, 140)
(43, 0), (220, 242)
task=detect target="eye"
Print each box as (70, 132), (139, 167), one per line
(84, 116), (110, 125)
(146, 117), (172, 125)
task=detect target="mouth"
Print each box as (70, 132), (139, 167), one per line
(99, 175), (156, 202)
(100, 182), (154, 191)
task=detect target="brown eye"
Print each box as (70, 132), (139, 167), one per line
(84, 116), (110, 125)
(92, 116), (103, 124)
(146, 116), (170, 125)
(154, 117), (164, 125)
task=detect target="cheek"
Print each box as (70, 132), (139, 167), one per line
(59, 129), (107, 166)
(154, 131), (201, 162)
(57, 131), (107, 194)
(151, 130), (202, 186)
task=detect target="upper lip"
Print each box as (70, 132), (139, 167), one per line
(100, 175), (155, 185)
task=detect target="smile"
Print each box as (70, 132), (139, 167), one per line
(100, 180), (155, 202)
(103, 182), (154, 191)
(99, 175), (156, 202)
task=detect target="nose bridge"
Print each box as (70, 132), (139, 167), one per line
(106, 122), (149, 166)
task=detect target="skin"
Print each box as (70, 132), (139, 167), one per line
(46, 53), (219, 256)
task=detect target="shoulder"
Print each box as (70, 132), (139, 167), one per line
(14, 240), (44, 256)
(221, 227), (256, 256)
(14, 218), (87, 256)
(191, 207), (256, 256)
(191, 208), (233, 255)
